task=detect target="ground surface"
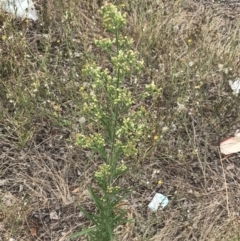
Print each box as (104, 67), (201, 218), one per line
(1, 0), (240, 240)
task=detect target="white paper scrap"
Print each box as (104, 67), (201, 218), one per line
(229, 79), (240, 96)
(220, 133), (240, 155)
(0, 0), (38, 21)
(148, 193), (169, 212)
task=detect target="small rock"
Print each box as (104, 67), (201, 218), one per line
(2, 192), (16, 207)
(50, 210), (59, 220)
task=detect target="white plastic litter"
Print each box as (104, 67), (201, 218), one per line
(0, 0), (38, 21)
(148, 193), (169, 212)
(229, 79), (240, 96)
(220, 133), (240, 155)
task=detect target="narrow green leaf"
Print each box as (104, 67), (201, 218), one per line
(88, 187), (104, 210)
(70, 226), (96, 239)
(112, 188), (133, 207)
(78, 205), (99, 225)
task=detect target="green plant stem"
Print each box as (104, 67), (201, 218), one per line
(110, 29), (120, 171)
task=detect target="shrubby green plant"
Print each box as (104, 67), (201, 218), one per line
(71, 3), (160, 241)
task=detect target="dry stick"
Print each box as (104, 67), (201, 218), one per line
(219, 151), (230, 217)
(190, 115), (207, 188)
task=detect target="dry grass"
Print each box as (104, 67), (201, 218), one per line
(1, 0), (240, 240)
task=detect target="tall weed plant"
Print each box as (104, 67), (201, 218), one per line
(71, 3), (160, 241)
